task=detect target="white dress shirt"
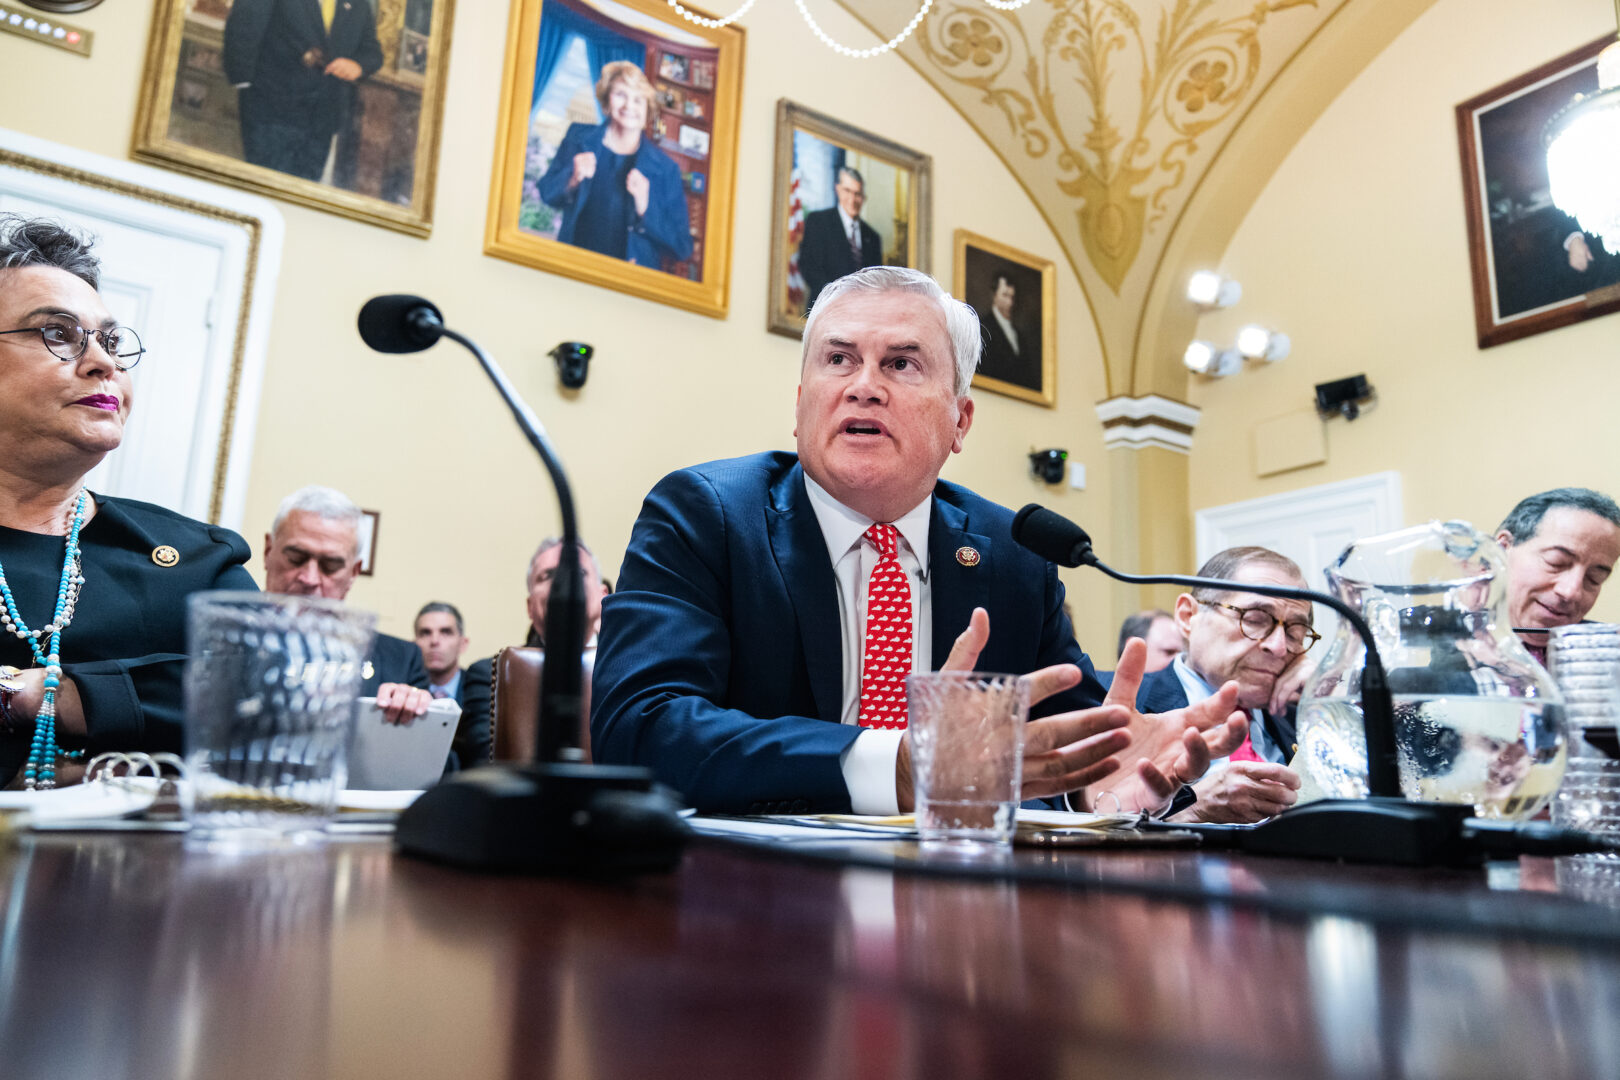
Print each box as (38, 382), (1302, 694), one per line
(837, 206), (862, 250)
(802, 476), (932, 815)
(991, 309), (1021, 356)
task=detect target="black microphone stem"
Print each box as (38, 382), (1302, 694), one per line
(438, 326), (585, 763)
(1080, 557), (1402, 799)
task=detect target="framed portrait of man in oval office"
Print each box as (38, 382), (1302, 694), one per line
(483, 0), (744, 319)
(767, 99), (932, 339)
(133, 0), (455, 237)
(954, 230), (1055, 407)
(1456, 35), (1620, 349)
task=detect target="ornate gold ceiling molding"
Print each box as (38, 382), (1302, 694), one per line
(918, 0), (1320, 294)
(843, 0), (1431, 400)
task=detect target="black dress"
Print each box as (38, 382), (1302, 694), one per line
(0, 494), (256, 784)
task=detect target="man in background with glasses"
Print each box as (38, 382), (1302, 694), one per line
(1130, 546), (1316, 824)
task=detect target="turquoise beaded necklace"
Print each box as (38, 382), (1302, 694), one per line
(0, 490), (89, 789)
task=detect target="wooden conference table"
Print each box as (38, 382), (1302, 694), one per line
(2, 827), (1620, 1080)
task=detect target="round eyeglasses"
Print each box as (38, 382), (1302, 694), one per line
(0, 320), (145, 370)
(1202, 599), (1321, 653)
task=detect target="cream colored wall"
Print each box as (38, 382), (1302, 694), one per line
(1189, 0), (1620, 620)
(3, 0), (1120, 659)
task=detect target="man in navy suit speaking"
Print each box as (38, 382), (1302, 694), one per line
(592, 267), (1246, 815)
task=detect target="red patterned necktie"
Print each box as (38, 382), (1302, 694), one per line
(858, 523), (912, 730)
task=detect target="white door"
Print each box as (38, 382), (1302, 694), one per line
(1195, 472), (1404, 643)
(0, 128), (282, 530)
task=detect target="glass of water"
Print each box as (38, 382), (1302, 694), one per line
(906, 672), (1028, 848)
(184, 591), (375, 849)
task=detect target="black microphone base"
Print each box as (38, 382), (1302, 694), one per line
(394, 762), (690, 875)
(1167, 799), (1481, 867)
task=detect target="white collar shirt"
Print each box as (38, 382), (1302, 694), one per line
(992, 309), (1020, 355)
(803, 474), (932, 815)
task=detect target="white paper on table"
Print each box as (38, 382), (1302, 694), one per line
(0, 780), (157, 821)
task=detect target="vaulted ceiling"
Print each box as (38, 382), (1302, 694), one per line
(840, 0), (1437, 402)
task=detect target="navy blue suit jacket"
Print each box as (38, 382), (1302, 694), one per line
(539, 122), (694, 269)
(359, 632), (429, 697)
(590, 452), (1108, 814)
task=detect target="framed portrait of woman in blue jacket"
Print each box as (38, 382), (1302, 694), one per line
(485, 0), (743, 318)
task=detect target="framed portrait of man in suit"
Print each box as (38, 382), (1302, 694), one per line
(1456, 35), (1620, 349)
(484, 0), (744, 319)
(954, 229), (1055, 407)
(767, 100), (932, 339)
(133, 0), (455, 236)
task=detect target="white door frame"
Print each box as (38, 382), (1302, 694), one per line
(0, 128), (283, 531)
(1195, 472), (1405, 575)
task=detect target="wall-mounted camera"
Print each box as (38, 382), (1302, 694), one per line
(550, 342), (594, 389)
(1029, 448), (1068, 485)
(1315, 374), (1374, 420)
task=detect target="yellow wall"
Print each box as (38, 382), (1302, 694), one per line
(2, 0), (1121, 658)
(1188, 0), (1620, 620)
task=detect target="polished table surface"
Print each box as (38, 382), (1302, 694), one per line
(3, 830), (1620, 1080)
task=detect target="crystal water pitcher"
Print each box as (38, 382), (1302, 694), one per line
(1294, 521), (1565, 819)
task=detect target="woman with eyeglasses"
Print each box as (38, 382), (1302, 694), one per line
(0, 215), (256, 789)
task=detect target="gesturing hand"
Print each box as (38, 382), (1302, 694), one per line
(894, 609), (1131, 812)
(1085, 638), (1249, 815)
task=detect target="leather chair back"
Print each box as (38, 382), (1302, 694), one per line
(490, 647), (592, 762)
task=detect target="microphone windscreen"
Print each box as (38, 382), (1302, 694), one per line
(1012, 504), (1093, 568)
(358, 294), (443, 354)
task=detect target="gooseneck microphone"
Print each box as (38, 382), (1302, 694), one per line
(359, 295), (686, 874)
(1011, 504), (1614, 867)
(357, 294), (445, 354)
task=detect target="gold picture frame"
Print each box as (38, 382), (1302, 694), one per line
(1455, 35), (1620, 349)
(953, 229), (1056, 407)
(484, 0), (743, 319)
(132, 0), (454, 237)
(767, 99), (932, 338)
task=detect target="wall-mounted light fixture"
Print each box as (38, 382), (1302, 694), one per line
(1187, 270), (1242, 309)
(1235, 325), (1290, 363)
(1183, 340), (1242, 377)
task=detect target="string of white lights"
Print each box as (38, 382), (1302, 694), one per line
(668, 0), (1030, 57)
(791, 0), (934, 59)
(665, 0), (761, 30)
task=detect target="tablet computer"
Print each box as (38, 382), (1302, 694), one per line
(346, 697), (461, 791)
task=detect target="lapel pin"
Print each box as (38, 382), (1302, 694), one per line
(151, 545), (180, 567)
(362, 661), (375, 681)
(955, 546), (981, 568)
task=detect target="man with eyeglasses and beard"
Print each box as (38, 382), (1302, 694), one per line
(1133, 546), (1319, 824)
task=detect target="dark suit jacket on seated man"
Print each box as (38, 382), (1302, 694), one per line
(591, 266), (1246, 816)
